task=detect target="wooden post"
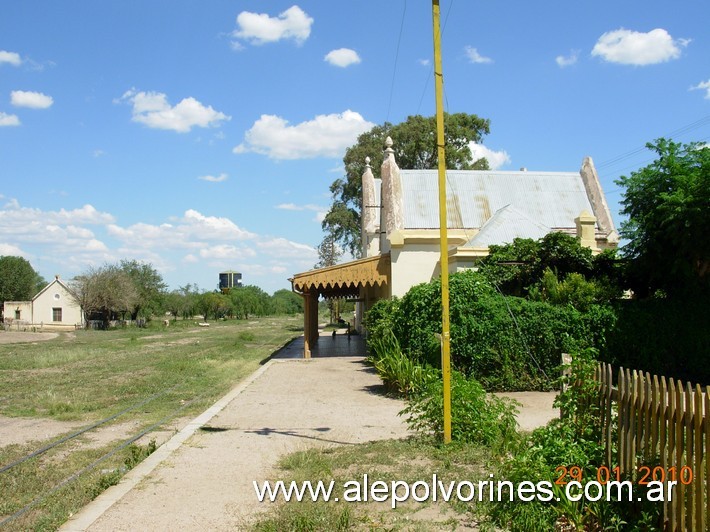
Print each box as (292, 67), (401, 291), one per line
(303, 289), (312, 359)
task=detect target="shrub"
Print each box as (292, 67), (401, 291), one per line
(367, 329), (437, 397)
(488, 349), (662, 531)
(402, 370), (519, 452)
(367, 270), (608, 391)
(600, 296), (710, 385)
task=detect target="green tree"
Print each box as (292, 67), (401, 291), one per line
(616, 138), (710, 297)
(33, 272), (47, 295)
(271, 289), (303, 315)
(229, 285), (272, 319)
(477, 232), (595, 297)
(197, 292), (230, 321)
(177, 284), (200, 319)
(315, 231), (343, 322)
(322, 113), (491, 256)
(0, 256), (40, 306)
(163, 291), (184, 321)
(72, 264), (139, 325)
(119, 260), (167, 320)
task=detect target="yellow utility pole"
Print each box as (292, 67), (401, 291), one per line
(432, 0), (452, 444)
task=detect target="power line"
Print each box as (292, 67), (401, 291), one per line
(416, 0), (455, 115)
(596, 115), (710, 171)
(385, 0), (408, 124)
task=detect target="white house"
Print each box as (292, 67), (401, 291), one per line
(290, 138), (618, 357)
(3, 275), (84, 330)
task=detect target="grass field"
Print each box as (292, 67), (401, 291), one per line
(0, 316), (301, 531)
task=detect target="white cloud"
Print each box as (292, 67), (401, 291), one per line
(556, 50), (579, 68)
(108, 209), (256, 251)
(257, 237), (317, 259)
(324, 48), (361, 68)
(592, 28), (687, 66)
(11, 90), (54, 109)
(198, 173), (228, 183)
(0, 50), (21, 66)
(1, 201), (115, 227)
(198, 245), (257, 260)
(118, 89), (230, 133)
(464, 46), (493, 64)
(182, 210), (255, 240)
(0, 112), (20, 126)
(276, 202), (327, 222)
(419, 59), (431, 66)
(0, 200), (112, 258)
(232, 5), (313, 46)
(0, 243), (27, 256)
(275, 203), (302, 211)
(0, 198), (321, 292)
(690, 79), (710, 99)
(234, 110), (375, 160)
(469, 142), (511, 170)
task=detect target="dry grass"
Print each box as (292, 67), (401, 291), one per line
(0, 316), (300, 530)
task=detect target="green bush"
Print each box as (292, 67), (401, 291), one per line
(367, 329), (438, 397)
(402, 370), (519, 452)
(600, 296), (710, 385)
(489, 350), (661, 531)
(367, 270), (612, 391)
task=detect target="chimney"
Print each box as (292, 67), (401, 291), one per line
(575, 210), (599, 253)
(380, 137), (403, 253)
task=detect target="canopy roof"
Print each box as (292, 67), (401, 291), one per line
(290, 253), (390, 299)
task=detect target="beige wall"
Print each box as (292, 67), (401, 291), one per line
(33, 283), (83, 327)
(3, 301), (33, 323)
(390, 244), (443, 297)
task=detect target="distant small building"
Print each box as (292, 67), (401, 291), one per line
(219, 270), (243, 293)
(3, 275), (84, 330)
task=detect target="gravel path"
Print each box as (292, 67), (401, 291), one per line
(61, 357), (410, 531)
(60, 352), (558, 531)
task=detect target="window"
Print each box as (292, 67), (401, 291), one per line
(52, 308), (62, 322)
(15, 310), (21, 320)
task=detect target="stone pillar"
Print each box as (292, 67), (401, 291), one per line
(580, 157), (615, 236)
(575, 210), (599, 253)
(380, 137), (403, 253)
(361, 157), (380, 258)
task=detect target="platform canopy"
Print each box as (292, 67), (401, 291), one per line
(289, 253), (390, 358)
(290, 253), (390, 299)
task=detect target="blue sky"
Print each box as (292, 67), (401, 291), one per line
(1, 1), (709, 294)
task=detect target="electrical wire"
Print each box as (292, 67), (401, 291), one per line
(385, 0), (408, 125)
(596, 115), (710, 171)
(416, 0), (455, 116)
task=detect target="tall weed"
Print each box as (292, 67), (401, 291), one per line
(402, 370), (520, 453)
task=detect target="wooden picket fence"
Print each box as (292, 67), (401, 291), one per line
(595, 363), (709, 531)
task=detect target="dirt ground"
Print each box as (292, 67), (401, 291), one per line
(64, 358), (409, 531)
(59, 356), (558, 532)
(0, 331), (60, 344)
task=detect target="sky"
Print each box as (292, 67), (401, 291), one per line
(1, 1), (709, 295)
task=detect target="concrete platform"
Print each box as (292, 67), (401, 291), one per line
(273, 330), (367, 358)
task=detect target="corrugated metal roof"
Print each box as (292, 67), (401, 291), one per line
(465, 204), (551, 247)
(400, 169), (594, 230)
